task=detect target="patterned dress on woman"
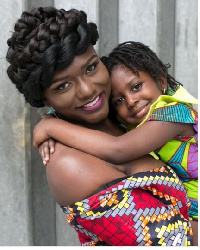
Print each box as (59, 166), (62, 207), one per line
(61, 165), (193, 246)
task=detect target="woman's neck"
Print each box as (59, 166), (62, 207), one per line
(84, 118), (125, 136)
(59, 114), (125, 136)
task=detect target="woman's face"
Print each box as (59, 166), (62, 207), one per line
(43, 46), (111, 124)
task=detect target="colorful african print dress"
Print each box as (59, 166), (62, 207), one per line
(128, 86), (198, 220)
(61, 166), (193, 246)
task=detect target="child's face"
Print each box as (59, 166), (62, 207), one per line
(110, 65), (165, 126)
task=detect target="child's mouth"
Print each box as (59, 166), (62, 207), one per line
(132, 103), (150, 118)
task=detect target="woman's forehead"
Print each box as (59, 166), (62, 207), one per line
(52, 45), (98, 81)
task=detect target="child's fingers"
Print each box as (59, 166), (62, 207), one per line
(43, 160), (47, 166)
(38, 144), (44, 159)
(38, 139), (54, 166)
(42, 140), (50, 162)
(49, 138), (55, 153)
(38, 144), (46, 166)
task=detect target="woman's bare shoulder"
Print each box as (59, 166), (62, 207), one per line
(46, 142), (88, 206)
(45, 142), (126, 206)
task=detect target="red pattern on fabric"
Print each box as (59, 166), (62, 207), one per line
(62, 166), (193, 246)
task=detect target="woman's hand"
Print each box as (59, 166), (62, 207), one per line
(38, 139), (56, 166)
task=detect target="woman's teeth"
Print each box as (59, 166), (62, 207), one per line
(83, 95), (100, 107)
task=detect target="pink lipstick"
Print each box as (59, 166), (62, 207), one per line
(80, 93), (103, 112)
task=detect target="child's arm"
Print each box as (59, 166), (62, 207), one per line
(33, 115), (191, 165)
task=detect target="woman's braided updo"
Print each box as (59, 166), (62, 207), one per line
(101, 41), (181, 92)
(6, 7), (99, 107)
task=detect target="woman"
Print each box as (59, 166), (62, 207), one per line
(6, 6), (195, 246)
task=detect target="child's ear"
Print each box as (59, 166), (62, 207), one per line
(157, 77), (168, 93)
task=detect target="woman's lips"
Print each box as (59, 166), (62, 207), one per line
(80, 93), (103, 112)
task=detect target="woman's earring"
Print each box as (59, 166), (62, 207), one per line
(50, 107), (56, 113)
(47, 107), (58, 118)
(163, 88), (166, 94)
(47, 107), (55, 114)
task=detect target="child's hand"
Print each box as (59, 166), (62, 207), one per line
(33, 115), (55, 148)
(38, 139), (56, 166)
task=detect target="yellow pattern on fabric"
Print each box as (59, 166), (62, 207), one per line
(155, 220), (190, 246)
(75, 189), (130, 218)
(129, 86), (198, 129)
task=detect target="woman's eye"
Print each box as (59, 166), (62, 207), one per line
(114, 97), (125, 106)
(56, 82), (70, 91)
(132, 82), (143, 91)
(86, 62), (97, 74)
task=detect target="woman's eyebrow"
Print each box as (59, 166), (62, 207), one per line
(51, 54), (98, 84)
(81, 54), (98, 70)
(51, 75), (69, 84)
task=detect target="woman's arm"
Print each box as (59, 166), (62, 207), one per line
(33, 116), (190, 165)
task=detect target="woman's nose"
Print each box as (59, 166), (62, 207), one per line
(76, 77), (96, 98)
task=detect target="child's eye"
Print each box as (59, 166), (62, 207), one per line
(114, 97), (125, 106)
(86, 62), (98, 74)
(56, 82), (71, 91)
(132, 82), (143, 91)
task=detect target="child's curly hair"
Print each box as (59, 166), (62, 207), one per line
(101, 41), (181, 92)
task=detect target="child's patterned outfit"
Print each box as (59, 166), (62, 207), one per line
(127, 86), (198, 220)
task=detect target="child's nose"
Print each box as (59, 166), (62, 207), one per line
(126, 94), (137, 109)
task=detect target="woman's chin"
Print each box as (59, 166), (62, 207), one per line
(85, 107), (109, 124)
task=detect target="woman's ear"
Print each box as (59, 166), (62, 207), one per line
(43, 97), (50, 107)
(157, 76), (168, 94)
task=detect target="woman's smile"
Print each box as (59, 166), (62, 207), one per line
(79, 93), (103, 112)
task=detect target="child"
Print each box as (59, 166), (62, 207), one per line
(33, 41), (198, 220)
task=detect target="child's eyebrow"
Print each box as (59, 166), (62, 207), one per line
(129, 78), (139, 85)
(111, 77), (140, 98)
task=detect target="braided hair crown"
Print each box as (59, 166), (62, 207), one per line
(6, 7), (99, 107)
(101, 41), (181, 91)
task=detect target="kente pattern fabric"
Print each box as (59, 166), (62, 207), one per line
(127, 87), (198, 220)
(61, 166), (193, 246)
(149, 103), (198, 179)
(148, 101), (197, 220)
